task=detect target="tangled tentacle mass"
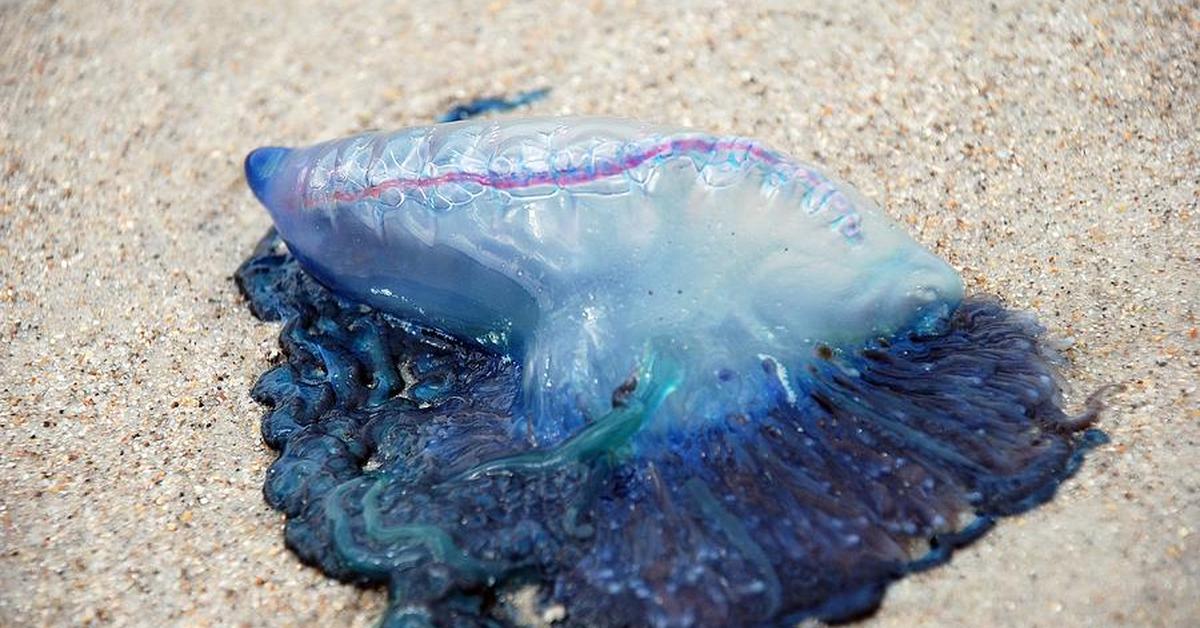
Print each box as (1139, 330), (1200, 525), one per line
(236, 230), (1103, 627)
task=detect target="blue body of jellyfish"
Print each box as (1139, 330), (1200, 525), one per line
(239, 116), (1104, 627)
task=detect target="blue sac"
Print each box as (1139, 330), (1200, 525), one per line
(245, 117), (964, 442)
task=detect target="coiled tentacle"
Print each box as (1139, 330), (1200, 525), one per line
(236, 228), (1104, 626)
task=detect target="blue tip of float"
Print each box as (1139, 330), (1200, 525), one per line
(244, 146), (290, 204)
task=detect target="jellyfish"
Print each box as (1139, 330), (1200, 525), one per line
(239, 117), (1106, 627)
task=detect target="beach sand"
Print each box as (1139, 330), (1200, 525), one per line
(1, 1), (1196, 625)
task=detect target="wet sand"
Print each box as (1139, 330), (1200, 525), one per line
(1, 1), (1196, 625)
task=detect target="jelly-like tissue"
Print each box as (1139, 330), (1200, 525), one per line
(240, 116), (1104, 626)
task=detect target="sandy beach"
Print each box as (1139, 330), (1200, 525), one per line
(1, 1), (1196, 625)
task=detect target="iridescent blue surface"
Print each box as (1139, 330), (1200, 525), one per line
(238, 104), (1105, 626)
(244, 116), (966, 443)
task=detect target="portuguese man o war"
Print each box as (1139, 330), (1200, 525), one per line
(237, 114), (1108, 627)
